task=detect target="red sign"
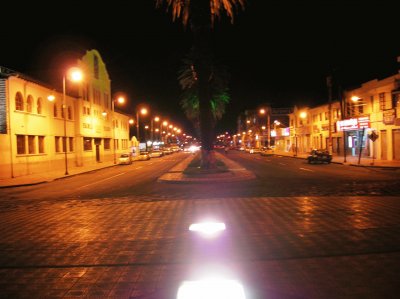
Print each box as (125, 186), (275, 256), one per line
(336, 116), (370, 132)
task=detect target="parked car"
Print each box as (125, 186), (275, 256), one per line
(137, 151), (151, 161)
(149, 150), (163, 158)
(118, 153), (132, 165)
(260, 147), (274, 156)
(307, 149), (332, 164)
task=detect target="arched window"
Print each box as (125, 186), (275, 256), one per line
(15, 92), (24, 111)
(68, 106), (72, 120)
(94, 55), (99, 79)
(37, 97), (42, 114)
(53, 104), (58, 117)
(26, 95), (33, 113)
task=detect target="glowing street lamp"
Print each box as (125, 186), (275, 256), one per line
(50, 67), (83, 175)
(294, 110), (307, 157)
(136, 107), (148, 142)
(259, 107), (271, 148)
(111, 95), (125, 164)
(151, 116), (160, 141)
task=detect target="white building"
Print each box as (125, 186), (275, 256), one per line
(288, 72), (400, 161)
(0, 50), (130, 179)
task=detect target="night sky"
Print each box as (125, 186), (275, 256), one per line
(1, 0), (399, 135)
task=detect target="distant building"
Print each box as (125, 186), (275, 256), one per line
(0, 50), (130, 179)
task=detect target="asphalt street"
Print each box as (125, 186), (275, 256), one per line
(0, 152), (399, 298)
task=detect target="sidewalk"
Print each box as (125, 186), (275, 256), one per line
(0, 161), (116, 189)
(273, 150), (400, 169)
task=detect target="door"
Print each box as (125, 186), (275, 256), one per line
(96, 145), (100, 162)
(393, 129), (400, 160)
(380, 130), (387, 160)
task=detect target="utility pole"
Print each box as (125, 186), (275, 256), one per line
(327, 75), (333, 155)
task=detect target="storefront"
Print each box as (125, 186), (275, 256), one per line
(336, 116), (371, 157)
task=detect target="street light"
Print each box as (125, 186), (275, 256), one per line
(293, 110), (307, 157)
(151, 116), (160, 142)
(111, 96), (125, 164)
(51, 68), (83, 175)
(136, 107), (148, 142)
(259, 108), (271, 148)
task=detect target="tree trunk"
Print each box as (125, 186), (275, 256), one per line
(190, 0), (216, 169)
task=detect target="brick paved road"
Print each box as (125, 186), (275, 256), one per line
(1, 195), (400, 298)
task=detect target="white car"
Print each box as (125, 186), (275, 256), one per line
(118, 153), (132, 165)
(149, 150), (163, 158)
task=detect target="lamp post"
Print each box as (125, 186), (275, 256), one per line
(294, 111), (307, 157)
(151, 116), (160, 142)
(136, 107), (148, 142)
(259, 108), (271, 148)
(61, 67), (83, 175)
(111, 96), (125, 164)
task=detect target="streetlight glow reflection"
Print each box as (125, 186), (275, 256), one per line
(177, 278), (246, 299)
(189, 222), (226, 237)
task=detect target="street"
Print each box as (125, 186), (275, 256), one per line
(0, 152), (400, 298)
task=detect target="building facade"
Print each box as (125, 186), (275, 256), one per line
(288, 72), (400, 161)
(0, 50), (130, 179)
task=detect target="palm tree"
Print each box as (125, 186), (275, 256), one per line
(178, 54), (230, 133)
(156, 0), (245, 168)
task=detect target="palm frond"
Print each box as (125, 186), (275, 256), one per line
(156, 0), (245, 26)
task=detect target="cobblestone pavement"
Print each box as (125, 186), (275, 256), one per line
(0, 195), (400, 298)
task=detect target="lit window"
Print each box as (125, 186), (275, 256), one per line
(15, 92), (24, 111)
(69, 137), (74, 152)
(16, 135), (25, 154)
(26, 95), (33, 113)
(28, 135), (35, 154)
(37, 97), (42, 114)
(38, 136), (45, 153)
(55, 137), (61, 152)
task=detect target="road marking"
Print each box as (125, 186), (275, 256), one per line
(279, 162), (286, 165)
(135, 166), (143, 169)
(299, 167), (314, 172)
(77, 172), (126, 189)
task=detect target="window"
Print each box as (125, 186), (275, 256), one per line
(37, 97), (42, 114)
(28, 135), (35, 154)
(17, 135), (26, 154)
(38, 136), (45, 153)
(94, 55), (99, 79)
(379, 93), (386, 111)
(26, 95), (33, 113)
(392, 93), (400, 109)
(93, 88), (101, 105)
(68, 106), (72, 120)
(54, 104), (58, 117)
(104, 138), (111, 150)
(61, 105), (65, 118)
(55, 136), (61, 152)
(83, 137), (92, 151)
(104, 93), (109, 108)
(69, 137), (74, 152)
(62, 137), (67, 152)
(15, 92), (24, 111)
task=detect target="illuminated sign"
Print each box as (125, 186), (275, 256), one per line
(336, 116), (370, 131)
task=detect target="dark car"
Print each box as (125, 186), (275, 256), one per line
(307, 149), (332, 164)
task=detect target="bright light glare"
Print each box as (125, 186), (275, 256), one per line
(177, 278), (246, 299)
(189, 222), (226, 236)
(68, 67), (83, 82)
